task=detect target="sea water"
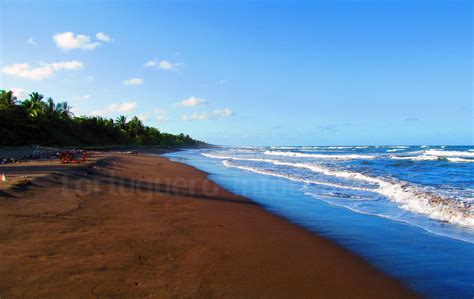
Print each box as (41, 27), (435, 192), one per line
(165, 146), (474, 298)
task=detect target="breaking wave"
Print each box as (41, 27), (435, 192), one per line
(390, 149), (474, 163)
(264, 150), (376, 160)
(205, 153), (474, 228)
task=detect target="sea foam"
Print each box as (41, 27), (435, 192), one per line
(263, 150), (376, 160)
(205, 152), (474, 228)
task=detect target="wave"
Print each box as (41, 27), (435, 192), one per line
(202, 153), (274, 163)
(390, 155), (474, 163)
(328, 146), (352, 149)
(222, 160), (370, 192)
(390, 149), (474, 162)
(264, 151), (376, 160)
(424, 149), (474, 158)
(205, 153), (474, 228)
(394, 146), (409, 149)
(303, 191), (474, 244)
(445, 157), (474, 163)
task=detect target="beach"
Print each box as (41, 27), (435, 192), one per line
(0, 151), (416, 297)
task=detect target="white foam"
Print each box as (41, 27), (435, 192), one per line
(206, 152), (474, 228)
(300, 163), (474, 227)
(390, 155), (439, 161)
(424, 149), (474, 158)
(264, 151), (376, 160)
(304, 191), (474, 244)
(222, 160), (370, 192)
(390, 149), (474, 162)
(446, 157), (474, 163)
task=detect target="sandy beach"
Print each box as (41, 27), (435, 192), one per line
(0, 151), (417, 298)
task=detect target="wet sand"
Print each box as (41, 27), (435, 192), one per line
(0, 152), (417, 297)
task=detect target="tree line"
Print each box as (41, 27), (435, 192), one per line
(0, 90), (206, 147)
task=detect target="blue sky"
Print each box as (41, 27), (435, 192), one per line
(1, 0), (472, 145)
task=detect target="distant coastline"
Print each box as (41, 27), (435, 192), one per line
(0, 90), (206, 148)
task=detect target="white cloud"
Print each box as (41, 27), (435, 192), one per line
(72, 94), (91, 101)
(217, 79), (227, 84)
(9, 88), (27, 99)
(179, 96), (206, 107)
(27, 37), (37, 46)
(96, 32), (113, 42)
(153, 109), (168, 123)
(213, 108), (234, 117)
(49, 61), (84, 70)
(182, 108), (234, 121)
(137, 114), (149, 122)
(143, 59), (183, 71)
(2, 60), (83, 80)
(143, 60), (157, 67)
(53, 32), (101, 50)
(135, 110), (168, 124)
(159, 60), (173, 70)
(123, 78), (144, 86)
(91, 101), (137, 116)
(182, 112), (211, 121)
(156, 114), (167, 123)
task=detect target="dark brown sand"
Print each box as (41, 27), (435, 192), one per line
(0, 152), (417, 298)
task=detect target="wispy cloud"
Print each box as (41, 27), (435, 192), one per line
(96, 32), (113, 42)
(179, 96), (206, 107)
(130, 109), (168, 124)
(137, 114), (149, 122)
(123, 78), (144, 86)
(2, 60), (83, 80)
(27, 37), (37, 46)
(53, 31), (113, 51)
(404, 117), (419, 122)
(91, 101), (137, 116)
(72, 94), (91, 101)
(213, 108), (233, 117)
(143, 59), (183, 71)
(154, 109), (168, 123)
(182, 108), (234, 121)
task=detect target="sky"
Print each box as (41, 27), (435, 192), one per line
(0, 0), (472, 146)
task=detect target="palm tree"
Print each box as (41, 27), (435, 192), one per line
(45, 97), (56, 116)
(127, 116), (144, 138)
(55, 101), (73, 119)
(22, 92), (44, 118)
(0, 90), (17, 110)
(116, 115), (127, 129)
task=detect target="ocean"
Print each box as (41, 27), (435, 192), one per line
(165, 146), (474, 298)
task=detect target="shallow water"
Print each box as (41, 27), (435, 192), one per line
(165, 146), (474, 298)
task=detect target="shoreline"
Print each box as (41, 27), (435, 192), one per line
(0, 151), (417, 297)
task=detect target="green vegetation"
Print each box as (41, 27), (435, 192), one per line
(0, 90), (206, 147)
